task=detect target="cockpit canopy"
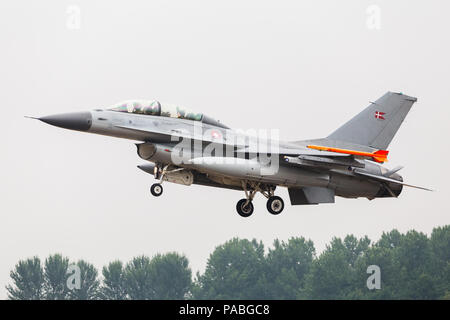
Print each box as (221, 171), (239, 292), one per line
(108, 100), (228, 128)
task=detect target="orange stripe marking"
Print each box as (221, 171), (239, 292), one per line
(307, 145), (388, 163)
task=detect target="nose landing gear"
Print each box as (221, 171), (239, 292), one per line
(149, 163), (189, 197)
(149, 163), (170, 197)
(150, 183), (163, 197)
(149, 163), (166, 197)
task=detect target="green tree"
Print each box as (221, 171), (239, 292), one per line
(6, 257), (44, 300)
(151, 253), (192, 299)
(366, 229), (404, 299)
(6, 225), (449, 300)
(265, 237), (315, 299)
(395, 230), (436, 299)
(123, 256), (155, 299)
(353, 231), (402, 299)
(193, 238), (267, 299)
(343, 235), (370, 267)
(101, 260), (127, 300)
(429, 225), (450, 299)
(67, 260), (100, 300)
(305, 235), (370, 299)
(122, 253), (192, 300)
(355, 229), (442, 299)
(43, 254), (70, 300)
(377, 229), (402, 249)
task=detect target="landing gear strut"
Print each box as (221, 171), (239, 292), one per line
(150, 163), (186, 197)
(149, 163), (166, 197)
(235, 181), (285, 217)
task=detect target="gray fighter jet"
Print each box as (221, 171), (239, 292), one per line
(31, 92), (431, 217)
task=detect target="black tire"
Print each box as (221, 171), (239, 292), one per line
(150, 183), (163, 197)
(267, 196), (284, 215)
(236, 199), (254, 217)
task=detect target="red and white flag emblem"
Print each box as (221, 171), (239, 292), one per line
(375, 111), (386, 120)
(211, 130), (222, 139)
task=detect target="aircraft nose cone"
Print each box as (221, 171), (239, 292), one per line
(39, 112), (92, 131)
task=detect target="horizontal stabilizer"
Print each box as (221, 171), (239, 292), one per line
(383, 166), (404, 177)
(354, 170), (433, 191)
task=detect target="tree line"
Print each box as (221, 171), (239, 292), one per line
(6, 225), (449, 300)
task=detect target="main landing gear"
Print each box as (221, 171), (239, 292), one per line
(266, 196), (284, 215)
(236, 199), (254, 217)
(236, 181), (284, 217)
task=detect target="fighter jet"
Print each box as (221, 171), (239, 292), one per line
(30, 92), (431, 217)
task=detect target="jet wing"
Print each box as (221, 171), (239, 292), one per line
(353, 169), (433, 191)
(116, 124), (382, 168)
(117, 124), (356, 157)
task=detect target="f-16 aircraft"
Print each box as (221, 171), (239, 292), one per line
(30, 91), (431, 217)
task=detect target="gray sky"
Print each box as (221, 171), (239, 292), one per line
(1, 0), (449, 298)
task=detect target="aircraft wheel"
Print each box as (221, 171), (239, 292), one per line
(236, 199), (254, 217)
(267, 196), (284, 215)
(150, 183), (163, 197)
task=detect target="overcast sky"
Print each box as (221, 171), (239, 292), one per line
(1, 0), (449, 298)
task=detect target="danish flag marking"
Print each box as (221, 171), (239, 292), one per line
(211, 130), (221, 139)
(375, 111), (386, 120)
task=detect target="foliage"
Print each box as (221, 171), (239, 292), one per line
(193, 238), (268, 299)
(150, 253), (192, 300)
(121, 253), (192, 299)
(43, 254), (70, 300)
(101, 260), (127, 300)
(67, 260), (100, 300)
(6, 257), (44, 300)
(265, 237), (315, 299)
(6, 226), (450, 300)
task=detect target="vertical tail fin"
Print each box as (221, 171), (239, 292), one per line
(327, 92), (417, 150)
